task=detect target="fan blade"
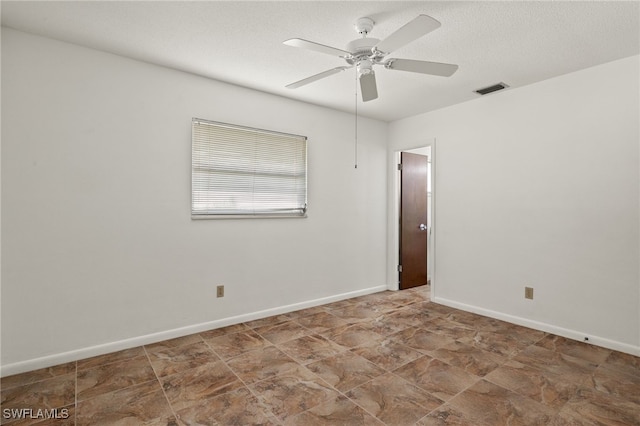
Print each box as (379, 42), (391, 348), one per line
(286, 67), (351, 89)
(374, 15), (441, 55)
(360, 72), (378, 102)
(283, 38), (352, 58)
(385, 58), (458, 77)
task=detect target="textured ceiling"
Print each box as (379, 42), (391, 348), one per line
(2, 1), (639, 122)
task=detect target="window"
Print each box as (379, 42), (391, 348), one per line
(191, 118), (307, 218)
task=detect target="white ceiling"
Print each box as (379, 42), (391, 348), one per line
(2, 1), (639, 122)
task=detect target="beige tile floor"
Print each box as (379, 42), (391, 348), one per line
(1, 285), (639, 425)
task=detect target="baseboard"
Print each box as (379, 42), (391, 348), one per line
(1, 285), (387, 377)
(434, 296), (640, 357)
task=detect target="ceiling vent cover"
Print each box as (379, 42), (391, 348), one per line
(475, 82), (509, 95)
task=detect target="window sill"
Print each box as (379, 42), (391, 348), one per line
(191, 214), (308, 220)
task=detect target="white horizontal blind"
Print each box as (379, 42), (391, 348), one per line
(192, 119), (307, 218)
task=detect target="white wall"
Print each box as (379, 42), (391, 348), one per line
(389, 55), (640, 354)
(0, 28), (388, 373)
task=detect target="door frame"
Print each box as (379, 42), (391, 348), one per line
(387, 139), (436, 300)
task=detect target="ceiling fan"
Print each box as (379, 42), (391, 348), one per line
(283, 14), (458, 102)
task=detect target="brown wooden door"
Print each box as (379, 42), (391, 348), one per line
(399, 152), (428, 289)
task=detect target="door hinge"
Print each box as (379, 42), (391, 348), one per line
(397, 164), (403, 171)
(398, 265), (403, 272)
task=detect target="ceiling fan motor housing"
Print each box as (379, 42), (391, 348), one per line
(345, 36), (383, 78)
(346, 38), (380, 57)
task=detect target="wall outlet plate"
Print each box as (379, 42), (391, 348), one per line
(525, 286), (534, 300)
(216, 285), (224, 298)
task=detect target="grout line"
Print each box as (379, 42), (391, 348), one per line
(200, 333), (284, 424)
(74, 361), (78, 426)
(321, 297), (435, 423)
(285, 355), (385, 425)
(279, 308), (425, 424)
(224, 313), (390, 424)
(219, 350), (283, 424)
(0, 364), (78, 392)
(142, 346), (179, 423)
(76, 352), (149, 374)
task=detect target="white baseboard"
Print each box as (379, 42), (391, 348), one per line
(434, 296), (640, 357)
(1, 285), (387, 377)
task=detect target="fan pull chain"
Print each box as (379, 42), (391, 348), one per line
(354, 67), (358, 169)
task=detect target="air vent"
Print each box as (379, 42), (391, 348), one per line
(475, 82), (509, 95)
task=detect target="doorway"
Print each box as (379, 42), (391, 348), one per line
(394, 145), (433, 291)
(399, 151), (428, 289)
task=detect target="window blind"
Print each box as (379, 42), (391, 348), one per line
(192, 118), (307, 218)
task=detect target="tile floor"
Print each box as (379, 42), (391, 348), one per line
(2, 286), (639, 425)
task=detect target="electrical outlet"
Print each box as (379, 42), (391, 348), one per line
(525, 286), (534, 300)
(216, 285), (224, 298)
